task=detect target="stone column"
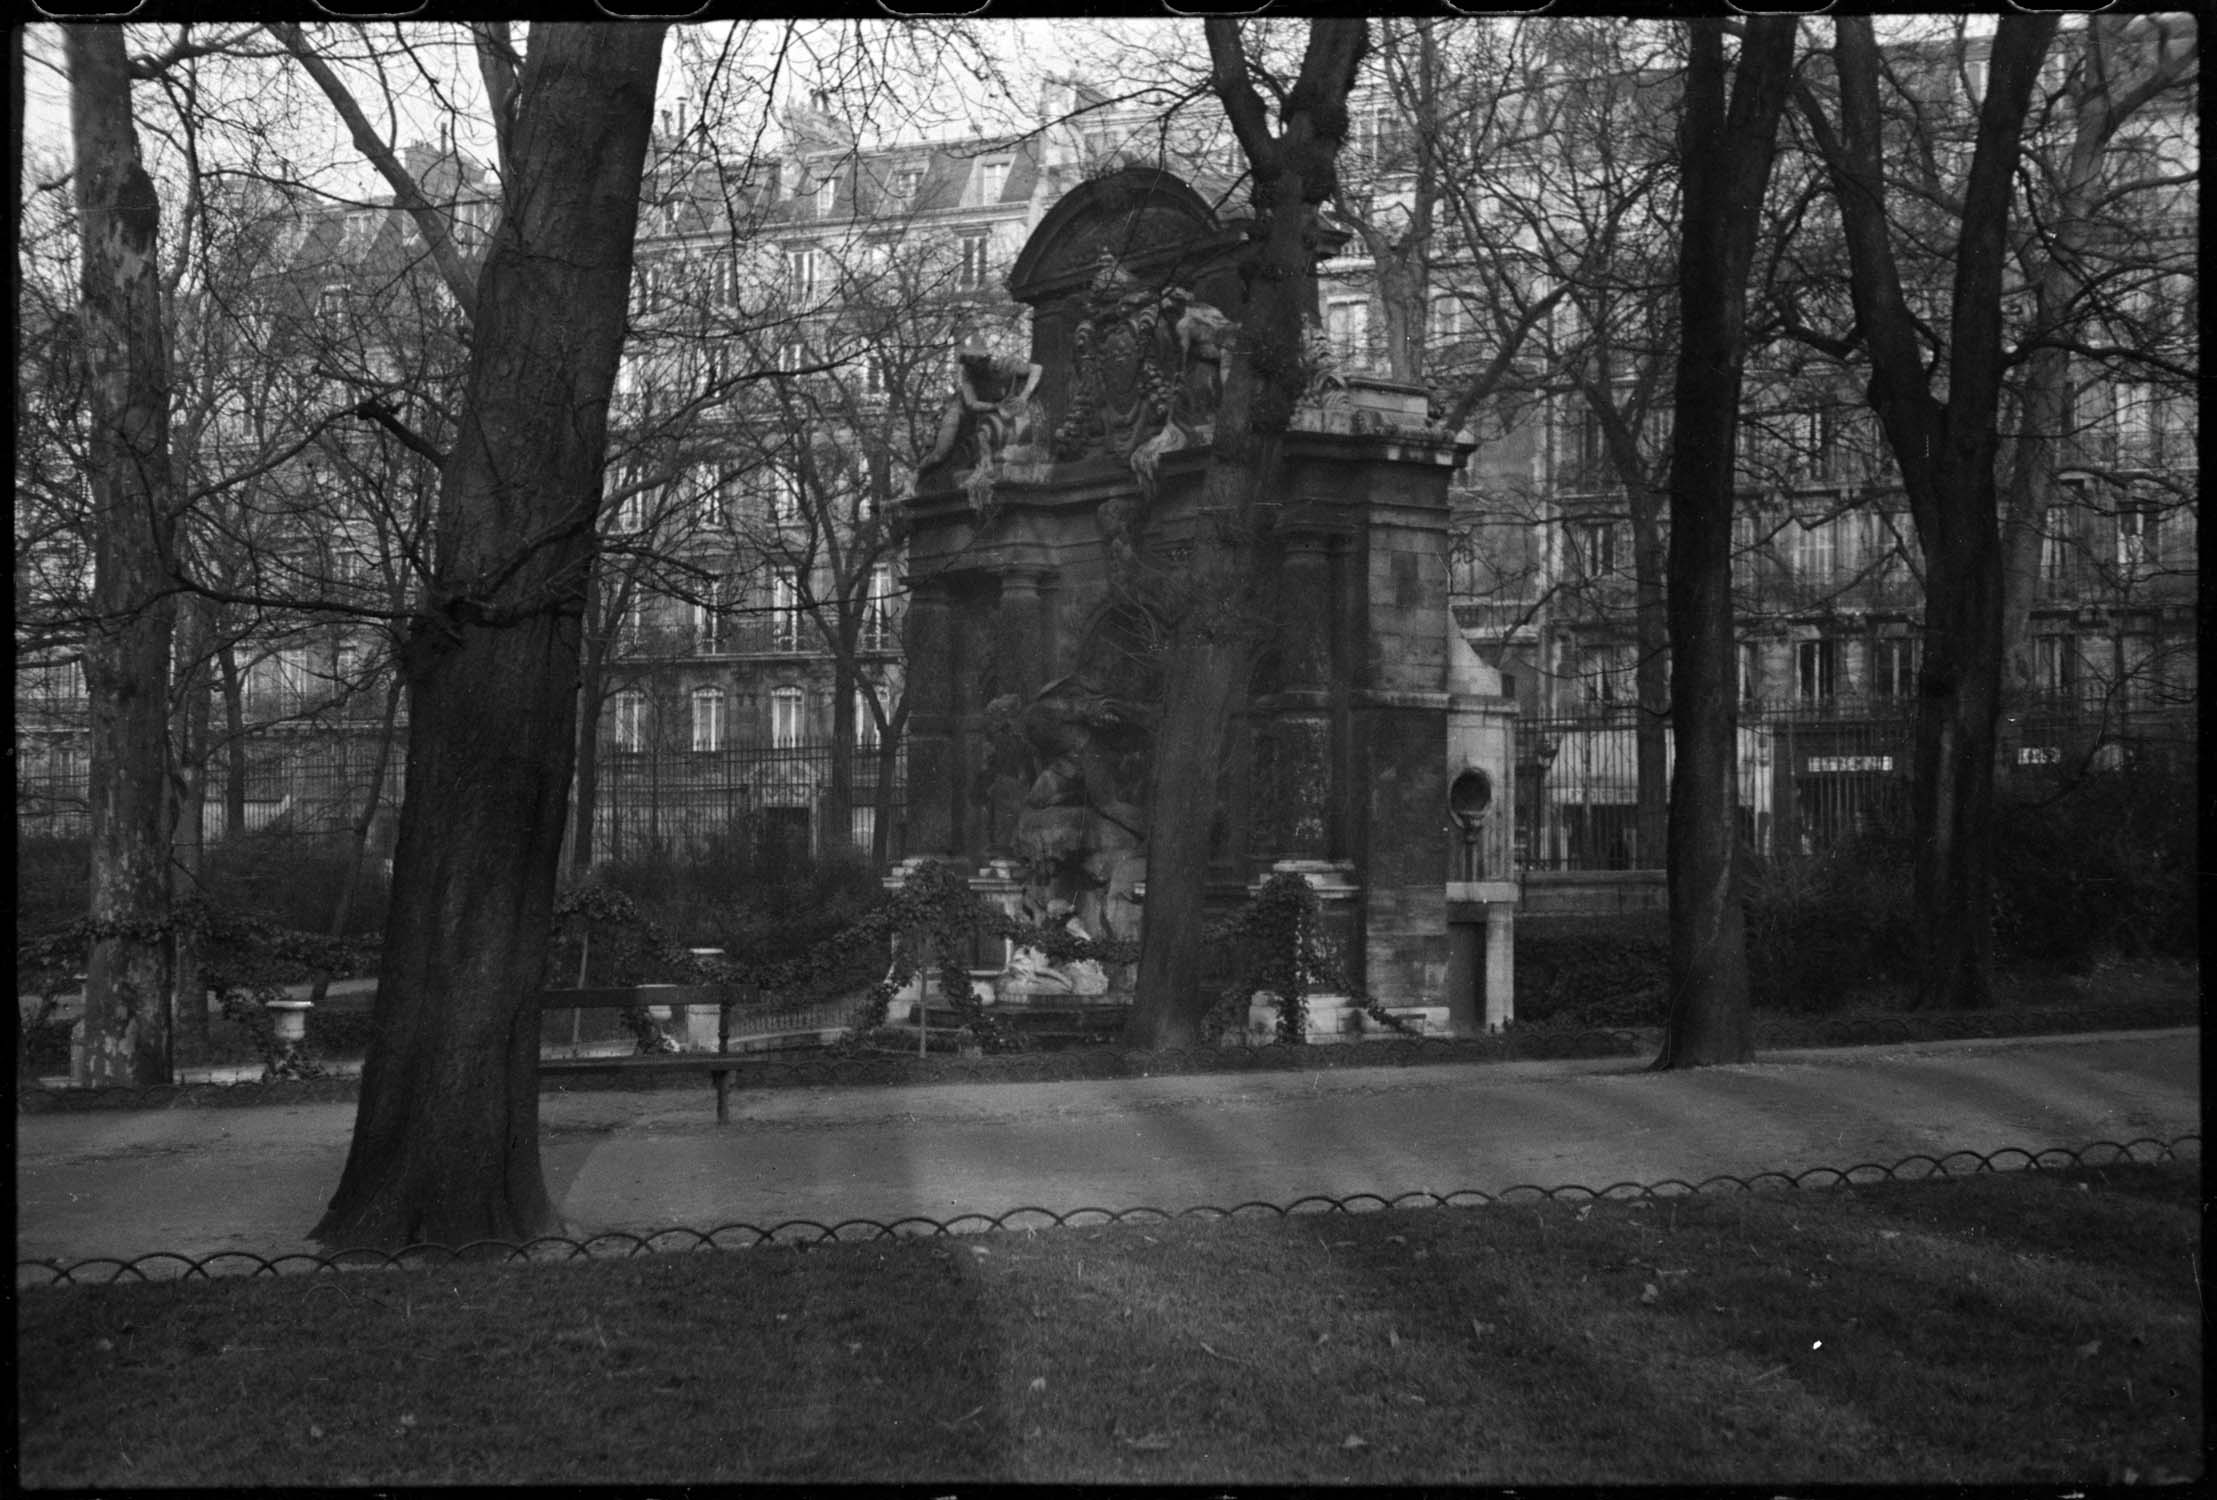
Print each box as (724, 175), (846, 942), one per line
(1445, 917), (1482, 1035)
(1483, 901), (1515, 1033)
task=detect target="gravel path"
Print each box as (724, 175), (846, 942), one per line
(14, 1028), (2198, 1269)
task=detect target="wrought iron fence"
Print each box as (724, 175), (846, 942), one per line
(14, 1133), (2196, 1285)
(591, 740), (906, 863)
(1518, 702), (2197, 872)
(14, 730), (904, 866)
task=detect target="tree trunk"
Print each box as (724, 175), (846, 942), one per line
(68, 26), (178, 1088)
(1805, 15), (2057, 1012)
(1653, 17), (1796, 1070)
(169, 593), (216, 1049)
(568, 570), (611, 874)
(312, 24), (666, 1250)
(825, 644), (858, 859)
(1909, 545), (2004, 1010)
(217, 636), (248, 838)
(1125, 19), (1370, 1050)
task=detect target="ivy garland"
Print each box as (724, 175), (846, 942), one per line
(20, 867), (1425, 1083)
(1205, 873), (1424, 1044)
(15, 897), (377, 1080)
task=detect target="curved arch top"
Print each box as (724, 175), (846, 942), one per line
(1008, 167), (1244, 306)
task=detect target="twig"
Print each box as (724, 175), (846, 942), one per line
(1198, 1339), (1248, 1365)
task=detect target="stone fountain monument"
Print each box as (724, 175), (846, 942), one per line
(890, 168), (1519, 1038)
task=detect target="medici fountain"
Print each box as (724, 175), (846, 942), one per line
(888, 168), (1518, 1041)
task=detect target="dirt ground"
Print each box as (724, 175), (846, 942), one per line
(15, 1027), (2199, 1271)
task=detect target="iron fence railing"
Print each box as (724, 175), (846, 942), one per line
(1518, 703), (2196, 872)
(14, 1133), (2196, 1285)
(14, 730), (905, 865)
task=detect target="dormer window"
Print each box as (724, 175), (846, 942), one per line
(816, 174), (840, 217)
(979, 159), (1010, 205)
(889, 167), (923, 205)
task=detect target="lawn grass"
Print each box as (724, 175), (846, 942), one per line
(16, 1161), (2201, 1486)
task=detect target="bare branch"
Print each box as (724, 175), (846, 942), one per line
(269, 22), (481, 325)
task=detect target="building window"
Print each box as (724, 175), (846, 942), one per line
(317, 284), (354, 322)
(248, 648), (316, 715)
(978, 159), (1010, 205)
(691, 465), (729, 531)
(860, 562), (896, 651)
(784, 247), (821, 299)
(1428, 293), (1470, 349)
(888, 167), (922, 205)
(958, 231), (992, 290)
(776, 339), (807, 374)
(770, 686), (806, 747)
(691, 687), (726, 752)
(1570, 519), (1619, 581)
(2034, 632), (2080, 702)
(2111, 381), (2152, 464)
(2115, 500), (2158, 571)
(1789, 514), (1840, 581)
(1871, 636), (1916, 700)
(614, 690), (648, 753)
(1579, 645), (1626, 706)
(1795, 638), (1838, 704)
(1325, 297), (1370, 363)
(816, 174), (840, 217)
(693, 578), (730, 655)
(2117, 629), (2157, 709)
(771, 572), (802, 652)
(1351, 98), (1411, 169)
(856, 685), (881, 748)
(764, 463), (801, 527)
(2040, 505), (2073, 584)
(1737, 641), (1761, 707)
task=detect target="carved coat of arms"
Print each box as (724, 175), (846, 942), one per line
(1054, 251), (1230, 492)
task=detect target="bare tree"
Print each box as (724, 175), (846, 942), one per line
(1790, 15), (2061, 1011)
(65, 26), (181, 1086)
(1124, 18), (1370, 1049)
(302, 22), (668, 1249)
(1651, 16), (1797, 1070)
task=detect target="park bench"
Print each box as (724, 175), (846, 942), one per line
(536, 984), (749, 1123)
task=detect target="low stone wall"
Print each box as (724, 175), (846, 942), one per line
(1520, 869), (1667, 918)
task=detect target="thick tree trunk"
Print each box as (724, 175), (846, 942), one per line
(1125, 19), (1369, 1050)
(1653, 18), (1795, 1069)
(69, 27), (178, 1087)
(568, 580), (611, 875)
(312, 24), (665, 1250)
(1909, 536), (2004, 1010)
(169, 594), (216, 1049)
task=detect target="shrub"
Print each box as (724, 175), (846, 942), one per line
(1992, 753), (2198, 969)
(16, 837), (89, 937)
(1742, 836), (1918, 1014)
(566, 832), (890, 1000)
(1512, 915), (1668, 1029)
(198, 831), (388, 941)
